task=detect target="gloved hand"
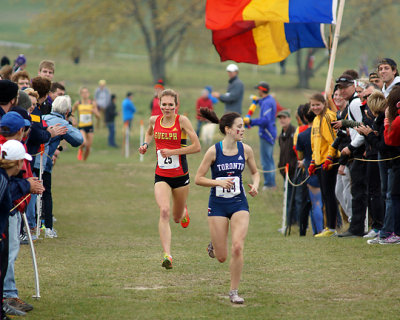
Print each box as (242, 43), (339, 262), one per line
(322, 156), (333, 170)
(308, 160), (316, 176)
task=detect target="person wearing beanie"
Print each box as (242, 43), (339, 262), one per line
(12, 54), (26, 73)
(150, 79), (165, 116)
(0, 56), (10, 67)
(244, 81), (277, 190)
(0, 80), (19, 117)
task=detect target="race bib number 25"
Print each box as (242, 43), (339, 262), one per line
(157, 150), (179, 169)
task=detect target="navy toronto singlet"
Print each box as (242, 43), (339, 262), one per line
(210, 141), (246, 203)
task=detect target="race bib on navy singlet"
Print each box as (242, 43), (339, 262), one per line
(215, 176), (240, 198)
(157, 150), (179, 169)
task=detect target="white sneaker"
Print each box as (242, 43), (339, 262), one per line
(45, 228), (57, 238)
(363, 229), (379, 238)
(229, 290), (244, 304)
(52, 228), (58, 238)
(367, 237), (380, 244)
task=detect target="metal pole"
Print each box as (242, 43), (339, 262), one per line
(125, 123), (130, 158)
(139, 120), (144, 162)
(22, 212), (40, 299)
(280, 164), (289, 235)
(36, 151), (43, 238)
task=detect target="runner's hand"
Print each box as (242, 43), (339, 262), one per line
(159, 149), (173, 158)
(248, 184), (258, 197)
(218, 178), (234, 190)
(138, 144), (148, 154)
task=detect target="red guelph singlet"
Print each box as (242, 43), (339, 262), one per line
(154, 114), (188, 177)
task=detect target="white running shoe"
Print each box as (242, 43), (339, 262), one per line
(363, 229), (379, 238)
(45, 228), (57, 238)
(229, 290), (244, 304)
(367, 237), (380, 244)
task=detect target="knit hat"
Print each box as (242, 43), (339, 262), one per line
(15, 54), (26, 66)
(0, 80), (18, 103)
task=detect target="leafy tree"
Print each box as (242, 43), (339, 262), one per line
(32, 0), (205, 83)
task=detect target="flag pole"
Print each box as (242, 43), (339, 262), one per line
(324, 0), (346, 96)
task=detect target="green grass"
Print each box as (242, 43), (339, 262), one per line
(12, 125), (400, 320)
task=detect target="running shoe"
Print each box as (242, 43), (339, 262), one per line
(379, 234), (400, 245)
(229, 290), (244, 304)
(207, 241), (215, 258)
(314, 228), (337, 238)
(161, 254), (173, 269)
(363, 229), (379, 238)
(77, 148), (83, 161)
(367, 236), (381, 244)
(4, 298), (33, 312)
(180, 206), (190, 228)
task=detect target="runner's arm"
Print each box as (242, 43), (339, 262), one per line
(195, 146), (234, 189)
(92, 101), (101, 119)
(138, 116), (156, 154)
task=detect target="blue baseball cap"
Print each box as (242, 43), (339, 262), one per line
(0, 111), (30, 134)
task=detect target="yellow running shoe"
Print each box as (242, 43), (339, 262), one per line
(180, 206), (190, 228)
(315, 228), (337, 238)
(161, 254), (173, 269)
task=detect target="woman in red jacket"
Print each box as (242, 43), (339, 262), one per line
(382, 86), (400, 244)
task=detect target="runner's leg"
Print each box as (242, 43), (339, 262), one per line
(229, 211), (249, 290)
(208, 216), (229, 263)
(155, 182), (172, 255)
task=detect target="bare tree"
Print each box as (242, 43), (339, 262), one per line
(32, 0), (205, 82)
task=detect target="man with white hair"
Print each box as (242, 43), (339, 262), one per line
(212, 64), (244, 115)
(31, 95), (83, 238)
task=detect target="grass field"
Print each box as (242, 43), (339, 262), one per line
(10, 125), (400, 320)
(1, 1), (400, 319)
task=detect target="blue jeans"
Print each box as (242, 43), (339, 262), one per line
(3, 212), (21, 298)
(106, 122), (116, 146)
(260, 139), (275, 187)
(379, 157), (393, 238)
(26, 193), (37, 229)
(308, 188), (324, 234)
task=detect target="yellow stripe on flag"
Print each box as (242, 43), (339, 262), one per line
(252, 22), (291, 65)
(242, 0), (289, 22)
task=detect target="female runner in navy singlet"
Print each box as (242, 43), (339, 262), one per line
(139, 89), (200, 269)
(195, 108), (259, 304)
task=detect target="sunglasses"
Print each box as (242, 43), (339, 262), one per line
(336, 77), (354, 84)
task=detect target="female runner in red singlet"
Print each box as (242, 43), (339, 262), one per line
(139, 89), (201, 269)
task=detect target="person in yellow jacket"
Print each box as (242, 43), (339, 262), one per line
(308, 93), (340, 237)
(72, 87), (100, 161)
